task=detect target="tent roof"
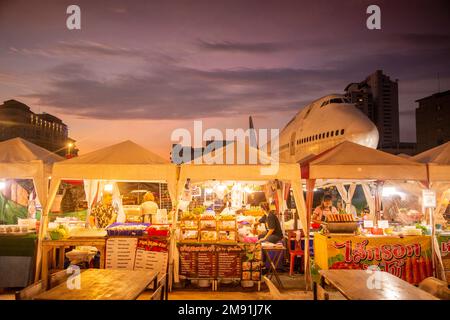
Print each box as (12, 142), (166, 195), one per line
(61, 140), (168, 165)
(180, 141), (300, 183)
(302, 141), (427, 180)
(51, 140), (177, 182)
(0, 137), (62, 164)
(186, 140), (274, 165)
(0, 138), (63, 179)
(411, 141), (450, 181)
(411, 142), (450, 165)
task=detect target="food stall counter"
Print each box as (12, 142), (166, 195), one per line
(314, 233), (433, 285)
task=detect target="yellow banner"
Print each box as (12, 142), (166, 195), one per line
(321, 235), (432, 285)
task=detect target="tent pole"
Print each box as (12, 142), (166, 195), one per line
(305, 178), (316, 290)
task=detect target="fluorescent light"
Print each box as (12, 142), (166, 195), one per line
(244, 186), (253, 193)
(205, 188), (213, 194)
(216, 184), (227, 192)
(382, 187), (405, 199)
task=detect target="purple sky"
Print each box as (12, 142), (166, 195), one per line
(1, 0), (449, 158)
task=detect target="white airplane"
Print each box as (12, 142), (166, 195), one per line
(273, 93), (379, 163)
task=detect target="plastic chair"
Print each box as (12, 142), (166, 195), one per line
(287, 231), (304, 276)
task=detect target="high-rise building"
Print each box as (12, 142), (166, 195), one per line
(415, 90), (450, 152)
(0, 99), (78, 157)
(345, 70), (401, 150)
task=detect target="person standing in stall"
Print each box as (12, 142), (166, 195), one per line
(312, 194), (338, 223)
(253, 203), (283, 244)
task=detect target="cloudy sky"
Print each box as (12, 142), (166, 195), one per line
(1, 0), (449, 158)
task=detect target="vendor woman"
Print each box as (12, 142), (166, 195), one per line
(312, 194), (338, 223)
(89, 193), (118, 228)
(253, 204), (283, 244)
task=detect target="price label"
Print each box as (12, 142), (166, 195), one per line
(363, 220), (374, 228)
(378, 220), (389, 229)
(422, 189), (436, 208)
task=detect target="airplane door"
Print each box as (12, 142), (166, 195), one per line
(290, 132), (296, 156)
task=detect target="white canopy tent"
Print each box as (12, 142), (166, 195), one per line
(411, 141), (450, 281)
(176, 141), (311, 288)
(0, 137), (63, 212)
(411, 141), (450, 220)
(306, 141), (428, 181)
(35, 140), (178, 281)
(412, 141), (450, 181)
(301, 141), (428, 218)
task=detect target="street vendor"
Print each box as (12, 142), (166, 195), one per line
(312, 195), (338, 223)
(141, 191), (159, 224)
(253, 204), (283, 243)
(89, 193), (118, 228)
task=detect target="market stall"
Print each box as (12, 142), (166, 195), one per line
(0, 138), (63, 288)
(35, 140), (178, 286)
(412, 141), (450, 283)
(300, 141), (436, 285)
(174, 141), (309, 290)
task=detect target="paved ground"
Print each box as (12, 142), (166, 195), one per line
(1, 273), (345, 300)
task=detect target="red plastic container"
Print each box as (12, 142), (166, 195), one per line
(146, 224), (170, 237)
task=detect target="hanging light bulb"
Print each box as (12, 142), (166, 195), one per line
(104, 183), (114, 192)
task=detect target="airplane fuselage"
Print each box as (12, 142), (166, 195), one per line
(278, 94), (379, 163)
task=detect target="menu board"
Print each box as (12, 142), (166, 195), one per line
(197, 251), (216, 278)
(217, 245), (242, 278)
(178, 244), (247, 279)
(241, 243), (262, 281)
(179, 244), (199, 277)
(137, 239), (168, 252)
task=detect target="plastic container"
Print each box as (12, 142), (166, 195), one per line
(106, 223), (150, 236)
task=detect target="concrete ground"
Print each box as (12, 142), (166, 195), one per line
(1, 274), (345, 300)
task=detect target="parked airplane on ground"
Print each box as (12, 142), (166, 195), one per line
(272, 93), (379, 163)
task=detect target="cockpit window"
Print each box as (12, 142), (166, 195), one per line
(320, 97), (350, 107)
(329, 98), (344, 104)
(320, 100), (329, 107)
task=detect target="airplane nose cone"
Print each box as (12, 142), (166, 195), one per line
(346, 119), (379, 149)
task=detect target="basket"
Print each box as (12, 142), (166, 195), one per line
(49, 230), (63, 240)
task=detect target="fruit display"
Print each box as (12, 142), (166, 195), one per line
(181, 220), (198, 229)
(218, 213), (236, 220)
(192, 206), (206, 215)
(200, 220), (217, 229)
(218, 220), (236, 231)
(48, 225), (69, 240)
(200, 213), (216, 220)
(326, 214), (354, 222)
(218, 230), (236, 242)
(181, 212), (198, 220)
(200, 230), (217, 242)
(181, 230), (199, 242)
(243, 208), (264, 216)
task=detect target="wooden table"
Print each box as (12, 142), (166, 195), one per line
(35, 269), (158, 300)
(262, 246), (285, 289)
(40, 237), (106, 289)
(316, 270), (439, 300)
